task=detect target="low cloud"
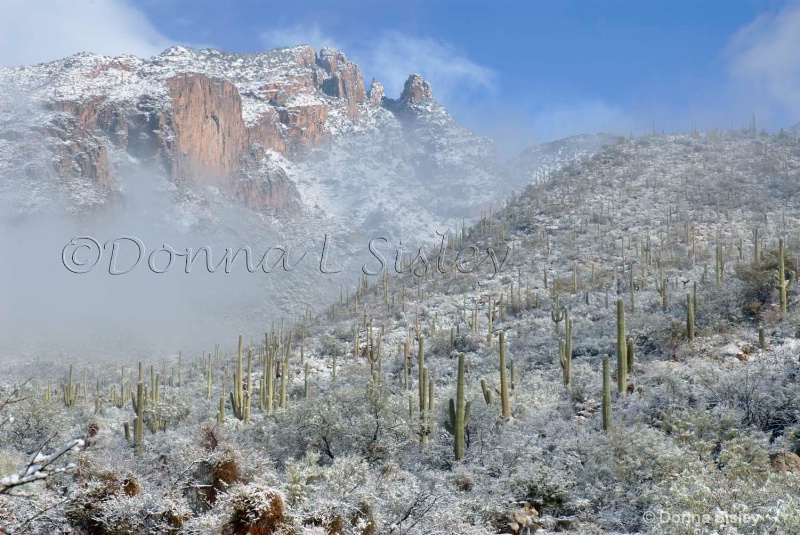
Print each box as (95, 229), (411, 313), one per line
(260, 24), (343, 53)
(0, 0), (173, 66)
(528, 101), (634, 142)
(364, 31), (496, 103)
(727, 4), (800, 124)
(259, 24), (494, 105)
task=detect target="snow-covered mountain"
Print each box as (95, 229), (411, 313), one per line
(0, 45), (618, 353)
(0, 45), (617, 236)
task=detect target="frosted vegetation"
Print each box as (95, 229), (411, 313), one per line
(1, 128), (800, 533)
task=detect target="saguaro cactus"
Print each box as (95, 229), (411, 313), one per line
(418, 337), (425, 418)
(617, 298), (627, 395)
(550, 295), (564, 333)
(480, 378), (493, 405)
(686, 293), (695, 341)
(446, 352), (470, 461)
(626, 337), (635, 370)
(62, 365), (78, 407)
(602, 355), (611, 432)
(778, 237), (788, 315)
(230, 335), (251, 422)
(132, 381), (145, 456)
(559, 310), (573, 394)
(487, 298), (494, 345)
(499, 331), (511, 418)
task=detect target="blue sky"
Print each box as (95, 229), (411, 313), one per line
(2, 0), (800, 156)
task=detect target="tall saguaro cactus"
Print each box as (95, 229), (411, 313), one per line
(445, 353), (470, 461)
(686, 293), (695, 341)
(559, 309), (573, 394)
(616, 298), (627, 395)
(132, 381), (145, 456)
(602, 355), (611, 432)
(62, 365), (78, 407)
(778, 237), (787, 315)
(418, 337), (425, 417)
(230, 335), (251, 422)
(499, 331), (511, 418)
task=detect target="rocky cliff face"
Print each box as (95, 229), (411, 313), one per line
(167, 74), (248, 186)
(0, 45), (614, 237)
(0, 46), (371, 215)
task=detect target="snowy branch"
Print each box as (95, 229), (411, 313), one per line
(0, 437), (84, 495)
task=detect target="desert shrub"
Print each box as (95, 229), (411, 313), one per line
(700, 360), (800, 439)
(144, 398), (190, 432)
(88, 491), (191, 535)
(431, 328), (456, 356)
(185, 445), (244, 512)
(221, 483), (290, 535)
(452, 329), (482, 354)
(262, 372), (410, 467)
(1, 397), (73, 453)
(66, 469), (142, 533)
(651, 430), (800, 534)
(733, 248), (793, 320)
(735, 261), (777, 319)
(320, 335), (346, 357)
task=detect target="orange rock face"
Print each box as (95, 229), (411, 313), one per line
(235, 161), (300, 216)
(167, 74), (249, 187)
(261, 74), (317, 106)
(46, 98), (128, 148)
(28, 46), (385, 215)
(318, 47), (366, 119)
(400, 74), (433, 105)
(40, 116), (113, 189)
(249, 108), (287, 156)
(278, 104), (331, 158)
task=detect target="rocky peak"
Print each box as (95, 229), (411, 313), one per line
(399, 74), (433, 105)
(316, 46), (346, 76)
(367, 78), (384, 106)
(317, 47), (366, 119)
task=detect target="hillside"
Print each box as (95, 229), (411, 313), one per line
(1, 128), (799, 533)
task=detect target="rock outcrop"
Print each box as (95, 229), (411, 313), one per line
(277, 103), (330, 158)
(399, 73), (433, 105)
(41, 114), (112, 188)
(46, 98), (129, 148)
(167, 74), (248, 186)
(0, 45), (523, 224)
(317, 47), (366, 119)
(367, 79), (384, 106)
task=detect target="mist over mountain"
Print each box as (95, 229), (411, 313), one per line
(0, 45), (613, 358)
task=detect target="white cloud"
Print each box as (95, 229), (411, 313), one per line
(0, 0), (173, 66)
(528, 101), (636, 141)
(364, 31), (495, 103)
(260, 24), (342, 53)
(259, 25), (494, 105)
(728, 4), (800, 122)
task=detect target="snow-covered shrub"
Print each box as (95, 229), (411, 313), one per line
(219, 483), (290, 535)
(185, 444), (244, 512)
(90, 490), (192, 535)
(65, 468), (142, 532)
